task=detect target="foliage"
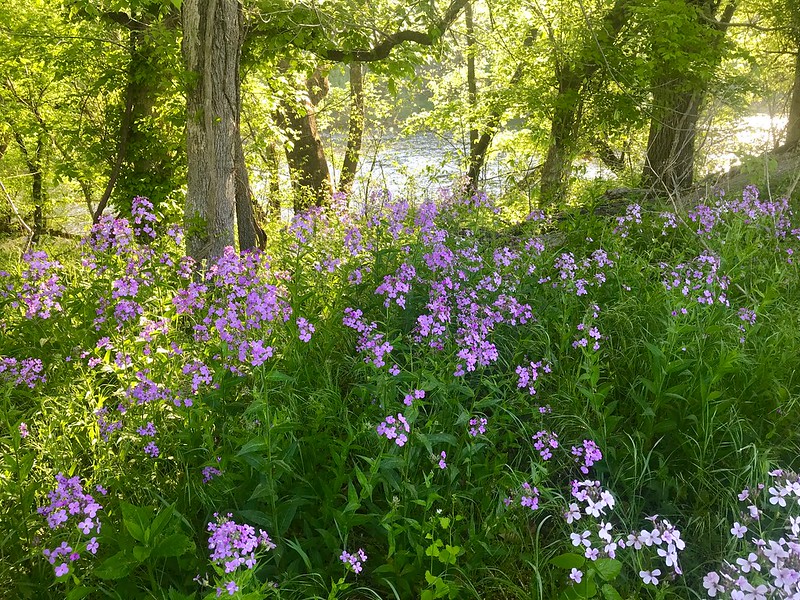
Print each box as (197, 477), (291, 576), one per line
(1, 182), (799, 598)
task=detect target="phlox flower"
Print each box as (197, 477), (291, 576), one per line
(144, 442), (160, 458)
(377, 414), (410, 447)
(340, 548), (367, 574)
(438, 451), (447, 470)
(468, 416), (487, 437)
(569, 568), (583, 584)
(639, 569), (661, 585)
(564, 503), (581, 524)
(571, 531), (591, 548)
(87, 537), (99, 554)
(703, 571), (723, 597)
(731, 521), (748, 539)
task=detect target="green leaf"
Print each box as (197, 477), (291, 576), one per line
(65, 587), (94, 600)
(152, 533), (192, 558)
(601, 584), (623, 600)
(550, 553), (586, 570)
(425, 539), (443, 557)
(94, 551), (137, 579)
(593, 558), (621, 582)
(149, 503), (176, 538)
(560, 575), (597, 600)
(132, 545), (151, 561)
(121, 502), (153, 543)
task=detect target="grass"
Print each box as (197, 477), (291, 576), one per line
(0, 189), (799, 599)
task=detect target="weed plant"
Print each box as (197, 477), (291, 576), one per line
(1, 188), (799, 599)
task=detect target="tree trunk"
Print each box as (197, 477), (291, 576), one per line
(591, 137), (627, 174)
(123, 29), (181, 212)
(538, 0), (630, 206)
(278, 67), (332, 213)
(32, 135), (46, 239)
(14, 131), (47, 242)
(782, 50), (800, 151)
(642, 88), (702, 193)
(183, 0), (241, 262)
(465, 0), (478, 160)
(339, 62), (365, 195)
(235, 131), (266, 250)
(93, 31), (137, 223)
(266, 142), (281, 214)
(540, 72), (582, 205)
(465, 30), (536, 191)
(641, 0), (736, 196)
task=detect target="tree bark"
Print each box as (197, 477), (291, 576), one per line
(267, 143), (281, 214)
(641, 0), (736, 196)
(465, 30), (536, 191)
(123, 29), (180, 211)
(13, 131), (47, 242)
(781, 50), (800, 151)
(465, 0), (478, 158)
(538, 0), (631, 206)
(540, 71), (583, 205)
(339, 62), (365, 194)
(235, 130), (266, 250)
(278, 68), (332, 213)
(93, 30), (136, 223)
(641, 88), (702, 192)
(183, 0), (241, 262)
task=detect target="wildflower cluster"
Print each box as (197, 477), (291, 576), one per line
(402, 388), (425, 406)
(468, 416), (487, 437)
(343, 307), (393, 368)
(340, 548), (368, 573)
(515, 360), (551, 395)
(131, 196), (157, 239)
(613, 203), (643, 238)
(14, 250), (64, 319)
(377, 413), (410, 446)
(704, 469), (800, 598)
(206, 513), (276, 595)
(37, 473), (104, 578)
(572, 321), (603, 351)
(548, 249), (615, 297)
(564, 480), (686, 586)
(662, 251), (730, 309)
(532, 430), (559, 460)
(0, 356), (46, 388)
(571, 440), (603, 475)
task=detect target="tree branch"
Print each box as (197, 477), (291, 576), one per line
(92, 32), (137, 223)
(318, 0), (469, 62)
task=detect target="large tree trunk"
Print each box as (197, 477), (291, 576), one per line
(182, 0), (241, 262)
(235, 131), (266, 250)
(339, 62), (365, 195)
(466, 30), (536, 191)
(465, 0), (478, 166)
(278, 67), (332, 213)
(540, 71), (583, 205)
(641, 0), (735, 196)
(123, 28), (182, 212)
(93, 31), (136, 223)
(782, 50), (800, 151)
(279, 102), (332, 213)
(538, 0), (630, 206)
(641, 88), (702, 193)
(14, 131), (47, 243)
